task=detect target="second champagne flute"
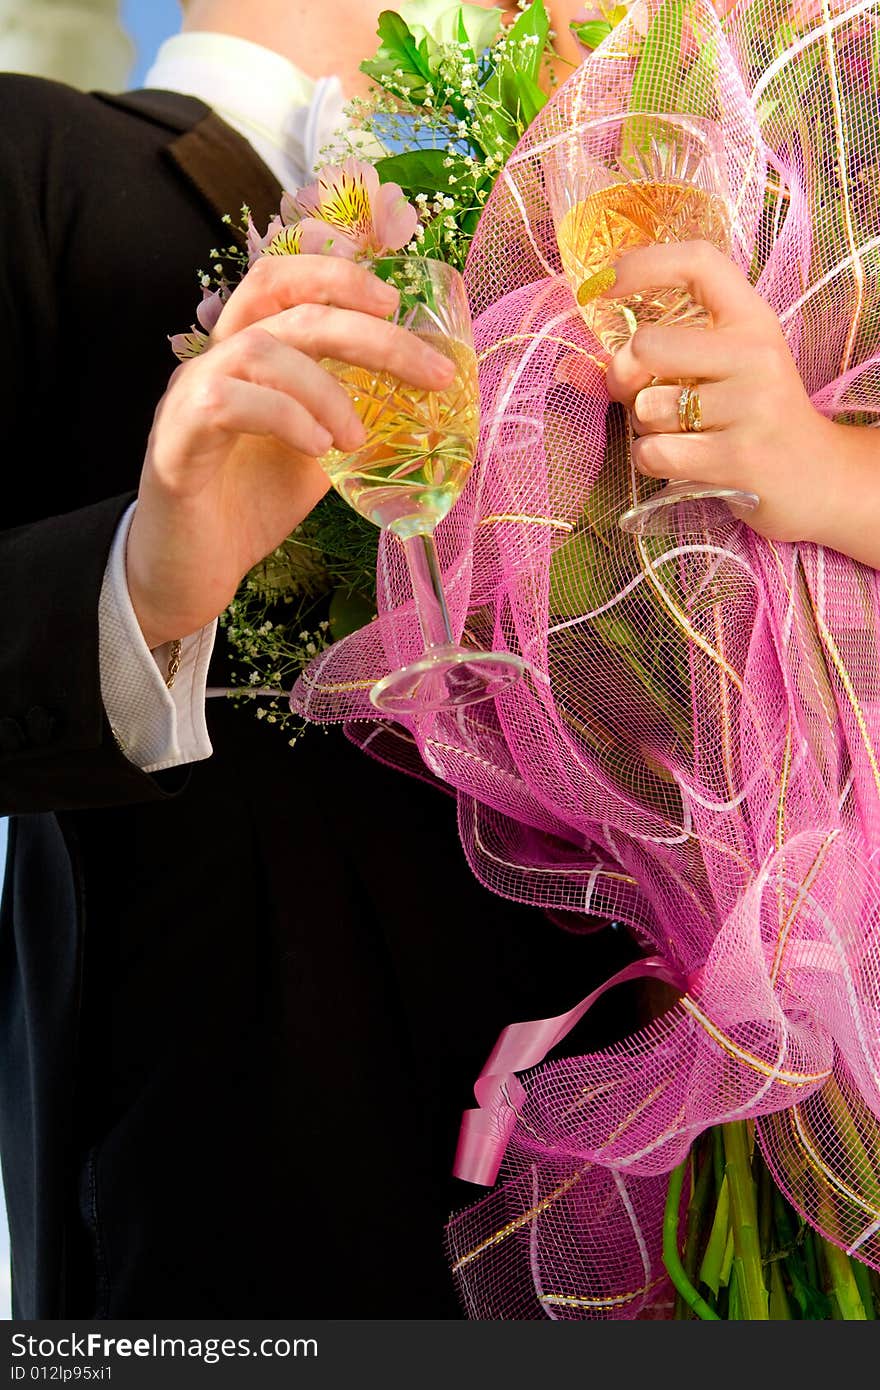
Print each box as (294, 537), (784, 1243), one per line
(547, 111), (760, 537)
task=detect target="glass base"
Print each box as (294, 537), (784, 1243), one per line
(370, 645), (524, 714)
(619, 483), (760, 538)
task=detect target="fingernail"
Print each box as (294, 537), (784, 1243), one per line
(313, 427), (333, 454)
(374, 281), (399, 309)
(429, 352), (457, 383)
(577, 266), (617, 306)
(343, 420), (367, 450)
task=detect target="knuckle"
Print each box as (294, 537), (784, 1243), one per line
(233, 326), (272, 369)
(167, 361), (188, 389)
(629, 325), (659, 363)
(688, 239), (720, 274)
(190, 376), (228, 420)
(297, 254), (345, 300)
(631, 435), (660, 475)
(603, 359), (628, 404)
(756, 336), (789, 375)
(246, 254), (276, 286)
(633, 385), (664, 425)
(285, 300), (327, 338)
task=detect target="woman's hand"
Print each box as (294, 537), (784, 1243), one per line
(127, 255), (456, 650)
(603, 241), (880, 562)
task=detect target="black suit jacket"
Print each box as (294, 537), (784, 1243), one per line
(0, 76), (632, 1319)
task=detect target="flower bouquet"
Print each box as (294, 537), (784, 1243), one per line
(288, 0), (880, 1319)
(172, 1), (561, 734)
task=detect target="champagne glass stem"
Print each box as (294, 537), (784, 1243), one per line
(402, 530), (456, 651)
(625, 406), (641, 510)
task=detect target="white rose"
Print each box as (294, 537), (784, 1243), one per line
(399, 1), (504, 55)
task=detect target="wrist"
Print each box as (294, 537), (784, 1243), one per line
(126, 575), (177, 653)
(806, 420), (880, 563)
(126, 498), (220, 650)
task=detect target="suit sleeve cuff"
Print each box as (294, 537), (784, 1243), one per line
(98, 502), (216, 772)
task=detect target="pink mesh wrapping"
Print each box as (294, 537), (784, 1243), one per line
(292, 1), (880, 1316)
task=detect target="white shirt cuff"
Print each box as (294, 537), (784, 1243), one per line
(98, 502), (216, 773)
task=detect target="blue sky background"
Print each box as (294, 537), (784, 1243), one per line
(0, 0), (186, 1323)
(123, 0), (182, 85)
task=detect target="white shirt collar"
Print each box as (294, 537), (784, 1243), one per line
(143, 31), (348, 193)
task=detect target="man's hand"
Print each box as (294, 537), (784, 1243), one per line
(127, 255), (456, 650)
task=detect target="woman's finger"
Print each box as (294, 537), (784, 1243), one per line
(630, 430), (736, 484)
(213, 255), (400, 341)
(631, 380), (732, 436)
(603, 241), (775, 331)
(606, 323), (750, 404)
(258, 303), (458, 390)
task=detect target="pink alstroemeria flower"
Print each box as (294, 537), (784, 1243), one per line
(291, 157), (419, 260)
(170, 285), (226, 361)
(245, 211), (330, 265)
(246, 212), (285, 264)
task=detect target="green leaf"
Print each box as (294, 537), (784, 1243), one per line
(754, 95), (781, 128)
(629, 0), (685, 115)
(698, 1174), (731, 1296)
(360, 10), (432, 93)
(678, 36), (719, 119)
(417, 217), (445, 259)
(378, 10), (431, 74)
(475, 0), (550, 139)
(570, 19), (613, 51)
(515, 71), (548, 126)
(328, 587), (377, 641)
(374, 149), (471, 196)
(457, 7), (476, 64)
(503, 0), (550, 85)
(727, 1261), (744, 1320)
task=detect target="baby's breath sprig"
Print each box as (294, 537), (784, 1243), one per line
(221, 596), (332, 747)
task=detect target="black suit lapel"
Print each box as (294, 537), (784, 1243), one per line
(94, 88), (283, 244)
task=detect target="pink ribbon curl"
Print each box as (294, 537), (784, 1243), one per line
(454, 955), (688, 1187)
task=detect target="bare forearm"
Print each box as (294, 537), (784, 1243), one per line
(807, 423), (880, 569)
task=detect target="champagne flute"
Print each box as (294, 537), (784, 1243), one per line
(317, 255), (524, 713)
(547, 111), (759, 537)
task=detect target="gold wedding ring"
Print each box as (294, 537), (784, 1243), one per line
(678, 384), (703, 433)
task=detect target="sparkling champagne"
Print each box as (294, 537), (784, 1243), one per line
(556, 179), (731, 354)
(319, 337), (479, 540)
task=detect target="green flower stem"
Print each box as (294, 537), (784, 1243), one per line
(663, 1156), (721, 1320)
(683, 1139), (716, 1282)
(802, 1222), (821, 1293)
(722, 1122), (769, 1319)
(768, 1258), (792, 1320)
(820, 1078), (880, 1216)
(756, 1149), (791, 1318)
(698, 1173), (730, 1297)
(819, 1234), (868, 1320)
(712, 1124), (725, 1195)
(772, 1189), (826, 1319)
(672, 1152), (694, 1321)
(758, 1144), (774, 1256)
(850, 1253), (876, 1320)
